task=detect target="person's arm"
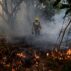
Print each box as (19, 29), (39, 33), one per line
(32, 22), (34, 34)
(39, 22), (41, 29)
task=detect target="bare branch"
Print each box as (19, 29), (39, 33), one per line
(59, 20), (71, 48)
(3, 0), (10, 15)
(11, 0), (24, 15)
(0, 0), (10, 16)
(0, 1), (3, 6)
(0, 13), (7, 23)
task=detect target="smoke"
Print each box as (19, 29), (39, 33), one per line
(0, 0), (67, 47)
(13, 0), (66, 45)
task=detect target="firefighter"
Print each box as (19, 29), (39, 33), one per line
(32, 17), (41, 36)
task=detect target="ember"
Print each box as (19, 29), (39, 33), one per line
(0, 40), (71, 71)
(16, 52), (26, 58)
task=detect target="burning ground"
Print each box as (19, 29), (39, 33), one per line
(0, 39), (71, 71)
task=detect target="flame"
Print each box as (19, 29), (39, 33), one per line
(67, 49), (71, 55)
(66, 49), (71, 59)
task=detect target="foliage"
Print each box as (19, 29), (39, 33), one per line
(38, 0), (55, 21)
(54, 0), (71, 17)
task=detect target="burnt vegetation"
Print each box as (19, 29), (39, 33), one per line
(0, 0), (71, 71)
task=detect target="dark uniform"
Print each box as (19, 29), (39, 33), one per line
(32, 20), (41, 36)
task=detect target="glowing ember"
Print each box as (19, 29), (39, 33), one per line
(35, 54), (40, 59)
(16, 52), (26, 58)
(5, 64), (10, 68)
(12, 68), (15, 71)
(46, 53), (49, 56)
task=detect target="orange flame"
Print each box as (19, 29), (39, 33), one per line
(67, 49), (71, 55)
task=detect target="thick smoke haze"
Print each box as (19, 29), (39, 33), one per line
(0, 0), (67, 46)
(15, 3), (65, 43)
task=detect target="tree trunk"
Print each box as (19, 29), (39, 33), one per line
(59, 20), (71, 48)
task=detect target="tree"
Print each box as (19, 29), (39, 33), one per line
(0, 0), (24, 29)
(54, 0), (71, 47)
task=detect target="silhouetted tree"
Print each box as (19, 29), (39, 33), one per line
(54, 0), (71, 47)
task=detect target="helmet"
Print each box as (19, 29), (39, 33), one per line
(35, 17), (39, 21)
